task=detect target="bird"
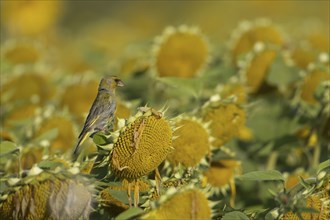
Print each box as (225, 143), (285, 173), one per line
(73, 76), (124, 157)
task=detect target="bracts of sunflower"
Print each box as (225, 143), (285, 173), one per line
(269, 170), (330, 220)
(0, 163), (94, 220)
(163, 115), (214, 177)
(95, 106), (174, 207)
(201, 94), (247, 152)
(140, 184), (217, 219)
(199, 94), (246, 206)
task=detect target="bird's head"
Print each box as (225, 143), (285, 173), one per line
(99, 76), (124, 91)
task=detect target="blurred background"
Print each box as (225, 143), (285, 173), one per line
(1, 1), (329, 52)
(1, 1), (330, 219)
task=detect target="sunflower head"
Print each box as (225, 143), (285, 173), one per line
(152, 25), (209, 78)
(202, 97), (246, 147)
(2, 1), (62, 36)
(229, 19), (283, 63)
(203, 160), (241, 189)
(0, 166), (93, 219)
(166, 116), (212, 168)
(141, 186), (213, 219)
(2, 73), (54, 105)
(300, 70), (330, 104)
(109, 107), (173, 180)
(2, 40), (42, 64)
(60, 79), (99, 122)
(34, 115), (76, 154)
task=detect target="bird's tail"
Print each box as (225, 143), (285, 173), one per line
(72, 131), (90, 159)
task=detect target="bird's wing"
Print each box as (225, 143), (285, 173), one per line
(78, 93), (107, 138)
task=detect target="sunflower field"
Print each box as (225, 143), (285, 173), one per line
(0, 1), (329, 220)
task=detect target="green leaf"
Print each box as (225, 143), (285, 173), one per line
(247, 99), (300, 142)
(267, 55), (300, 86)
(0, 180), (8, 194)
(0, 141), (18, 155)
(257, 142), (274, 156)
(93, 132), (109, 145)
(299, 207), (320, 214)
(222, 211), (250, 220)
(33, 128), (58, 143)
(38, 160), (67, 169)
(109, 189), (132, 204)
(240, 170), (284, 181)
(318, 159), (330, 172)
(115, 207), (144, 220)
(157, 77), (203, 98)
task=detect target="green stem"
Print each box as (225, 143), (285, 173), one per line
(312, 144), (321, 169)
(266, 151), (278, 170)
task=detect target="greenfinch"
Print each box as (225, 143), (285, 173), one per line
(73, 76), (124, 157)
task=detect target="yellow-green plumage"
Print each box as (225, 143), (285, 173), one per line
(73, 76), (124, 157)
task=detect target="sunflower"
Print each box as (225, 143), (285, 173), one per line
(152, 25), (209, 78)
(202, 98), (246, 147)
(166, 116), (212, 168)
(0, 167), (93, 219)
(109, 107), (173, 180)
(141, 186), (214, 219)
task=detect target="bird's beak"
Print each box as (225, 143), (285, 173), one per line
(116, 79), (125, 87)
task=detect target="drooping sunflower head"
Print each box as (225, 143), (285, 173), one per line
(1, 39), (43, 65)
(239, 48), (278, 93)
(108, 107), (173, 180)
(60, 79), (99, 121)
(202, 96), (246, 148)
(2, 72), (55, 105)
(229, 19), (284, 64)
(34, 115), (76, 154)
(203, 160), (241, 195)
(300, 69), (330, 104)
(141, 185), (215, 219)
(0, 165), (93, 219)
(166, 116), (213, 168)
(218, 83), (248, 105)
(152, 25), (209, 78)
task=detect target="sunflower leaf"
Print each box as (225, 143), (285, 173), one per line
(240, 170), (284, 181)
(222, 211), (250, 220)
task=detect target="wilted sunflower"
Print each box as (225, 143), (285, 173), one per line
(152, 25), (209, 78)
(0, 166), (93, 220)
(7, 145), (44, 174)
